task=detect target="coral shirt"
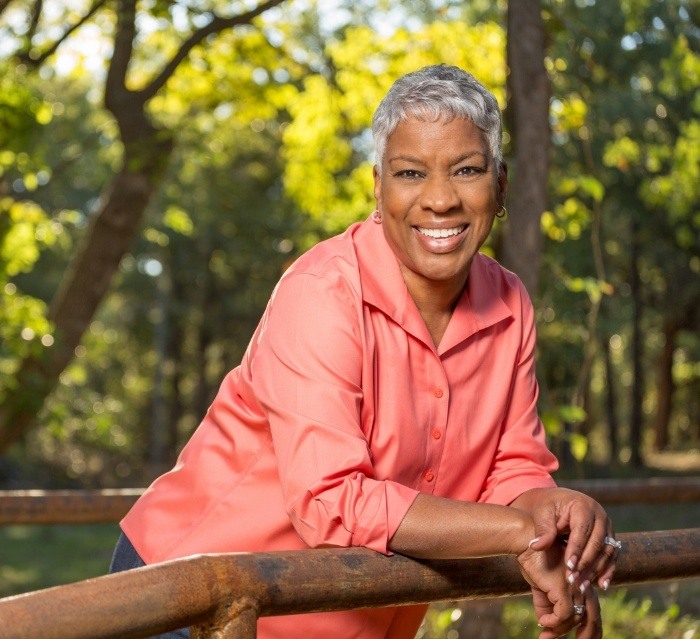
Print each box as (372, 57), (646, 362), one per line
(122, 215), (558, 638)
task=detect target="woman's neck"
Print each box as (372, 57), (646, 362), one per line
(399, 265), (467, 348)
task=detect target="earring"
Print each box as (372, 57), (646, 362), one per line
(496, 205), (507, 219)
(372, 209), (382, 223)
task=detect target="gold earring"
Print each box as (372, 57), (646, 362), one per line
(496, 205), (507, 219)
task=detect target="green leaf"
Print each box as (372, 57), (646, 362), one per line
(541, 410), (563, 435)
(163, 206), (194, 236)
(578, 175), (605, 202)
(558, 405), (587, 423)
(569, 433), (589, 461)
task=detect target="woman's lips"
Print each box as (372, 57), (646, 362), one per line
(414, 225), (469, 253)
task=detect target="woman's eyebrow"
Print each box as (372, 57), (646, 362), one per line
(450, 151), (488, 165)
(387, 154), (425, 165)
(388, 150), (488, 166)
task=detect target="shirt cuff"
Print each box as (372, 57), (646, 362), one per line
(352, 481), (420, 555)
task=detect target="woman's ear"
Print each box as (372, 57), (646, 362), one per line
(373, 165), (382, 207)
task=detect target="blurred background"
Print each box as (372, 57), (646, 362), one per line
(0, 1), (698, 636)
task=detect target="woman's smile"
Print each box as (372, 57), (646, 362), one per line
(414, 224), (469, 253)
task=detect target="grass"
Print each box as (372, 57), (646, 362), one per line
(0, 523), (119, 597)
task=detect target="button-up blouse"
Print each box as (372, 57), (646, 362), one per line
(121, 215), (558, 638)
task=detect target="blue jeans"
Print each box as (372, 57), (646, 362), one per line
(109, 533), (190, 639)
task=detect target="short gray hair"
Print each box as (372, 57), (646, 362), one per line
(372, 64), (503, 167)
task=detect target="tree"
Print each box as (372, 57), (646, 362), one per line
(0, 0), (285, 451)
(499, 0), (550, 298)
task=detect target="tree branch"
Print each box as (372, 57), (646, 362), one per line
(26, 0), (43, 43)
(18, 0), (107, 67)
(105, 0), (138, 112)
(139, 0), (286, 102)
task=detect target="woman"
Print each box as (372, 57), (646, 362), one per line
(112, 65), (618, 639)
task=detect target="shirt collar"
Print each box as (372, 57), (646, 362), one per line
(354, 215), (513, 353)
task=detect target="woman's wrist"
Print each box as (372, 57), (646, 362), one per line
(508, 508), (537, 556)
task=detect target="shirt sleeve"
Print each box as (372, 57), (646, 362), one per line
(249, 270), (419, 554)
(478, 277), (558, 506)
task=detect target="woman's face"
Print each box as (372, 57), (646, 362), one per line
(374, 115), (507, 297)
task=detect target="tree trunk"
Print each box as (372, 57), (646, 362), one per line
(163, 271), (187, 467)
(148, 259), (173, 479)
(602, 334), (620, 464)
(629, 217), (644, 467)
(501, 0), (550, 298)
(653, 321), (677, 451)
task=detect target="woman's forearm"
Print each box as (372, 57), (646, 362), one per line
(388, 493), (535, 559)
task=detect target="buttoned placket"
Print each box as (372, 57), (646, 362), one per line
(420, 351), (449, 491)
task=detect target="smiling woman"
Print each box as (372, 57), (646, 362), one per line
(110, 65), (618, 639)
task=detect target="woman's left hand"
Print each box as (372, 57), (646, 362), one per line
(518, 539), (602, 639)
(530, 583), (602, 639)
(511, 487), (618, 592)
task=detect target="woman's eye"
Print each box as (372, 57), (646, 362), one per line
(395, 170), (422, 179)
(456, 166), (484, 176)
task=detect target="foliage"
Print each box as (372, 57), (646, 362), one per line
(535, 0), (699, 464)
(0, 0), (697, 482)
(499, 590), (699, 639)
(0, 62), (58, 395)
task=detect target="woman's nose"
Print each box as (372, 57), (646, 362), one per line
(419, 177), (460, 213)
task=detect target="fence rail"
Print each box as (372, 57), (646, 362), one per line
(0, 488), (142, 525)
(0, 528), (698, 639)
(562, 476), (700, 505)
(1, 476), (698, 526)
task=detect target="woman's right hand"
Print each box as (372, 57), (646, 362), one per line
(518, 541), (602, 639)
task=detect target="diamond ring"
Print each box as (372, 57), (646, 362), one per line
(604, 536), (623, 550)
(573, 604), (585, 616)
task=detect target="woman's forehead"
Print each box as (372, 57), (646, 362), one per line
(385, 116), (490, 159)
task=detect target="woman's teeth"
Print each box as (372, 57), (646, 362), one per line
(417, 225), (465, 238)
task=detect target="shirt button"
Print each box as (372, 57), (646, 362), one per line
(432, 428), (441, 440)
(434, 388), (444, 398)
(425, 470), (435, 482)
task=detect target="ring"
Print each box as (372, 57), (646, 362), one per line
(604, 536), (623, 550)
(573, 604), (585, 616)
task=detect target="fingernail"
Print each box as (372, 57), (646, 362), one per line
(567, 556), (577, 570)
(537, 623), (544, 628)
(602, 579), (610, 591)
(528, 537), (540, 548)
(579, 580), (590, 593)
(567, 572), (577, 585)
